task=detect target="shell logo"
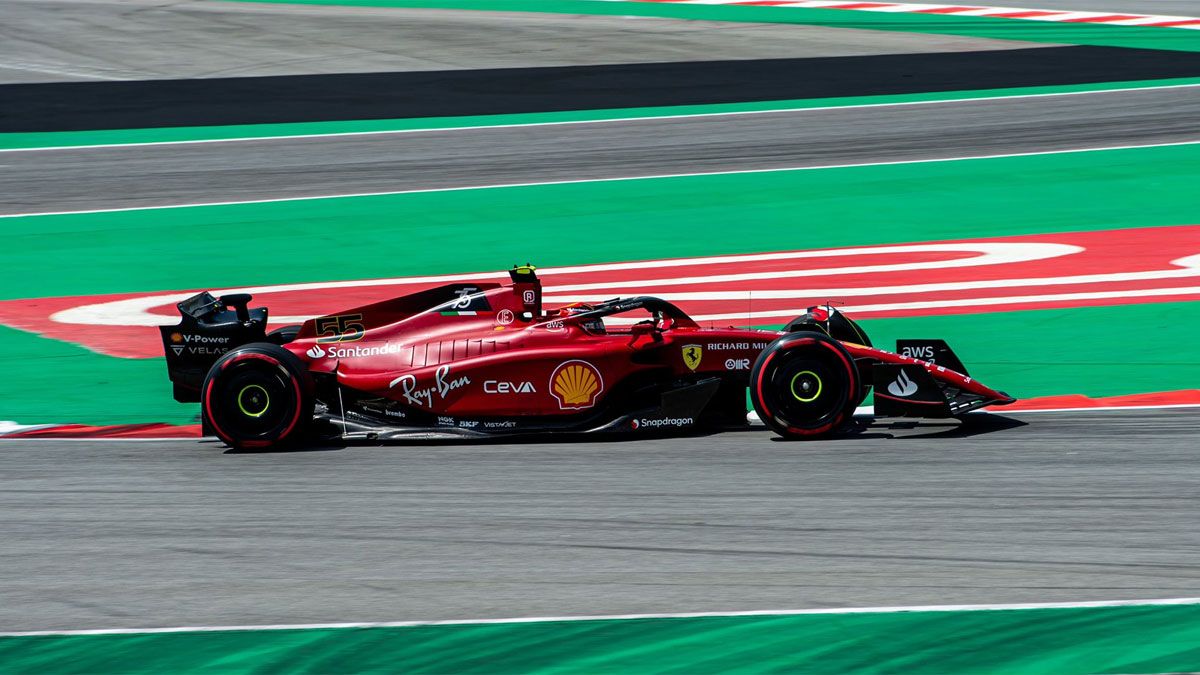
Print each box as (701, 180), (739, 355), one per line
(550, 360), (604, 410)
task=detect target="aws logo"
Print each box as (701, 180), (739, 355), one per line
(550, 360), (604, 410)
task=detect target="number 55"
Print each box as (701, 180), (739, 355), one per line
(314, 313), (365, 344)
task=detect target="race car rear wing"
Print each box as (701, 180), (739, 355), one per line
(160, 292), (268, 402)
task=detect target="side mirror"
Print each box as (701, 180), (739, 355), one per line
(629, 321), (662, 345)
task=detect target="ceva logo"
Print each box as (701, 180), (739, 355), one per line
(484, 380), (536, 394)
(306, 345), (325, 359)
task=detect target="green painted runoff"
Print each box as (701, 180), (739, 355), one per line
(3, 603), (1200, 673)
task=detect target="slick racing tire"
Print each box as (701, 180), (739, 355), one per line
(750, 332), (859, 440)
(202, 343), (314, 450)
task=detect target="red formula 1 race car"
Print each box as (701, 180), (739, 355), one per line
(160, 266), (1014, 449)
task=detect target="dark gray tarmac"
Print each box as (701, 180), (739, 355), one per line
(1, 409), (1197, 631)
(0, 0), (1040, 84)
(3, 84), (1196, 215)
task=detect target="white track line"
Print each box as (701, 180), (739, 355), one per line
(2, 82), (1196, 154)
(2, 597), (1197, 637)
(3, 139), (1197, 219)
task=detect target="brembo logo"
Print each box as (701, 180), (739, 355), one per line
(887, 370), (919, 397)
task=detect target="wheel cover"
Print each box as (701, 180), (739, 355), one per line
(789, 370), (822, 403)
(237, 384), (270, 418)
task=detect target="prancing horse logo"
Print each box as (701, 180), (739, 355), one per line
(682, 344), (702, 371)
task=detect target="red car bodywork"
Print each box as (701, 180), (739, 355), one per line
(163, 266), (1014, 443)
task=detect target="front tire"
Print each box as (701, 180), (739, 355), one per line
(750, 332), (859, 440)
(201, 343), (313, 450)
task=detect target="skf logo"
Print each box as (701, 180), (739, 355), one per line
(682, 344), (702, 371)
(550, 360), (604, 410)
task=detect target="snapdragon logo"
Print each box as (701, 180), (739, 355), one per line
(633, 417), (694, 430)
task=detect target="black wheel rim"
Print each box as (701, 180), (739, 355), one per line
(759, 349), (851, 431)
(211, 361), (298, 440)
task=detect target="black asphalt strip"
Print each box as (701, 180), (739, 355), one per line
(4, 45), (1200, 132)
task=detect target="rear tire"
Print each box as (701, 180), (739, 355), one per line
(201, 343), (313, 450)
(750, 332), (858, 440)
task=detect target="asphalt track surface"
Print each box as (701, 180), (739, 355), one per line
(3, 85), (1198, 214)
(1, 410), (1198, 631)
(0, 0), (1038, 84)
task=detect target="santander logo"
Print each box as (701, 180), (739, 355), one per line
(887, 370), (918, 397)
(306, 345), (325, 359)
